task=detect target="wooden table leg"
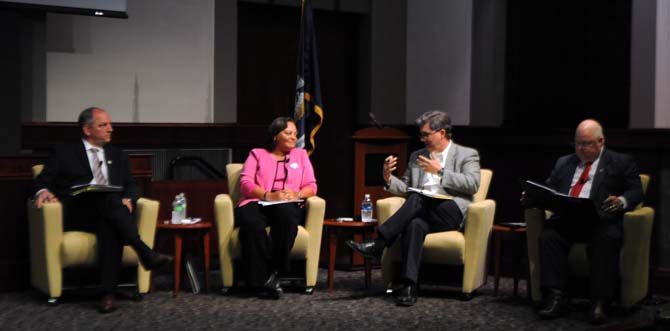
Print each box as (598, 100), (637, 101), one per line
(203, 230), (210, 292)
(328, 229), (337, 292)
(173, 232), (183, 298)
(493, 231), (502, 297)
(364, 257), (371, 289)
(364, 227), (372, 289)
(513, 235), (521, 297)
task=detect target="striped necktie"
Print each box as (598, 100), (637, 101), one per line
(89, 148), (108, 185)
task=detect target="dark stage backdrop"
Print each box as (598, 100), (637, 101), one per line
(504, 1), (632, 128)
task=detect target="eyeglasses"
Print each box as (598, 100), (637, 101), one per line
(418, 130), (440, 139)
(571, 140), (599, 148)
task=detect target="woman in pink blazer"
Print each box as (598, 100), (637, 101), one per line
(235, 117), (317, 299)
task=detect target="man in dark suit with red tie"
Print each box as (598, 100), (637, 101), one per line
(32, 107), (171, 313)
(530, 119), (643, 324)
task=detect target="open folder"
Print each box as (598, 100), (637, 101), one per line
(407, 187), (452, 200)
(258, 199), (304, 207)
(522, 180), (600, 225)
(70, 184), (123, 196)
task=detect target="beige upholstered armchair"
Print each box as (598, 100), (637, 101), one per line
(214, 163), (326, 293)
(525, 174), (654, 308)
(27, 165), (160, 304)
(377, 169), (495, 299)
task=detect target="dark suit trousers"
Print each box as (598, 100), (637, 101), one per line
(64, 193), (150, 294)
(234, 202), (304, 287)
(538, 217), (622, 300)
(378, 193), (463, 284)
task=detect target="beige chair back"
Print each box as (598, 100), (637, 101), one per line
(636, 174), (650, 209)
(32, 164), (44, 179)
(472, 169), (492, 203)
(640, 174), (649, 195)
(226, 163), (244, 206)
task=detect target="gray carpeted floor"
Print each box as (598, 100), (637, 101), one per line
(0, 268), (664, 330)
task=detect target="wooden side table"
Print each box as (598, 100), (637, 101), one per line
(323, 219), (377, 292)
(156, 221), (213, 298)
(492, 223), (529, 297)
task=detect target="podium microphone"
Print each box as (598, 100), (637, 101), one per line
(369, 112), (383, 129)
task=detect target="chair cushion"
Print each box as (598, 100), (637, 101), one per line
(229, 225), (310, 260)
(61, 231), (139, 268)
(423, 231), (465, 264)
(61, 231), (98, 267)
(389, 230), (465, 265)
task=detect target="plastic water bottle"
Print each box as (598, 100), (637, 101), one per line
(180, 193), (187, 221)
(172, 193), (186, 224)
(361, 194), (373, 222)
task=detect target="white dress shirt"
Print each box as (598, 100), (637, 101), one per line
(82, 139), (109, 185)
(422, 141), (452, 195)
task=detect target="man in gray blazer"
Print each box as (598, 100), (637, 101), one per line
(347, 110), (480, 306)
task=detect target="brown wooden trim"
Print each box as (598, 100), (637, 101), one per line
(21, 123), (267, 156)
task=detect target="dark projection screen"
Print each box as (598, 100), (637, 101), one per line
(0, 0), (127, 18)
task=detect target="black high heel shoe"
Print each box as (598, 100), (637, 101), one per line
(263, 271), (283, 299)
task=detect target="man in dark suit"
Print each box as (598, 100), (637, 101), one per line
(528, 119), (643, 324)
(347, 110), (480, 306)
(32, 107), (171, 313)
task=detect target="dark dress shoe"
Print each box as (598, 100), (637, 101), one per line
(537, 289), (566, 319)
(98, 294), (117, 314)
(263, 271), (283, 300)
(395, 283), (417, 307)
(143, 253), (173, 271)
(588, 300), (609, 325)
(345, 239), (384, 260)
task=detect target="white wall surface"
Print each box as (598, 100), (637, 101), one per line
(45, 0), (214, 122)
(405, 0), (472, 125)
(656, 0), (670, 128)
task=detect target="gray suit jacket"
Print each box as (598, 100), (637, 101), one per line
(386, 142), (481, 219)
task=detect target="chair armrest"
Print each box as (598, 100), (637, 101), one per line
(214, 194), (235, 241)
(27, 200), (64, 296)
(620, 206), (654, 307)
(376, 197), (406, 225)
(214, 194), (236, 287)
(135, 198), (159, 248)
(304, 196), (325, 287)
(133, 198), (159, 292)
(462, 199), (496, 253)
(622, 207), (655, 246)
(461, 199), (496, 292)
(304, 196), (326, 246)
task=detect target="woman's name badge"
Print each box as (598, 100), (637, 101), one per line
(290, 162), (299, 169)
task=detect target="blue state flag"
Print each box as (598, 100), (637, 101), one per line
(293, 0), (324, 155)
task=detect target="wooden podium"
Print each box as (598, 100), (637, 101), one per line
(352, 127), (410, 218)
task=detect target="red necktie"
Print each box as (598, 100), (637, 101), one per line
(569, 163), (592, 197)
